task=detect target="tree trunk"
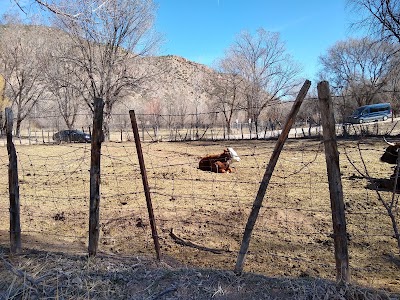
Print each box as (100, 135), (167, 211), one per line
(16, 119), (22, 137)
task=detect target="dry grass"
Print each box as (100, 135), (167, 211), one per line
(0, 247), (397, 300)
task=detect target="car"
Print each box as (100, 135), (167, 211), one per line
(53, 130), (91, 143)
(345, 103), (392, 124)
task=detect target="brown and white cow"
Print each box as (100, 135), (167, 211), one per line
(381, 137), (400, 164)
(199, 147), (240, 173)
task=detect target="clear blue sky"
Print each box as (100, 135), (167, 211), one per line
(155, 0), (359, 80)
(0, 0), (360, 80)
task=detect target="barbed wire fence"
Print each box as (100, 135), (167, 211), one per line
(3, 92), (400, 146)
(1, 91), (399, 291)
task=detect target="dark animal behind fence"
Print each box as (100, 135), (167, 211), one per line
(199, 147), (240, 173)
(381, 138), (400, 164)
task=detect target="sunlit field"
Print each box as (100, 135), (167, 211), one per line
(0, 137), (399, 293)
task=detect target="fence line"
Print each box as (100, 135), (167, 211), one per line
(2, 119), (400, 145)
(1, 106), (399, 291)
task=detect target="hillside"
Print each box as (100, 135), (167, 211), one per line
(0, 24), (222, 117)
(131, 54), (218, 116)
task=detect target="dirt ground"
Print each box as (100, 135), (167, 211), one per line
(0, 137), (399, 295)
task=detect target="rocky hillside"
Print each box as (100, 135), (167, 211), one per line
(126, 54), (219, 117)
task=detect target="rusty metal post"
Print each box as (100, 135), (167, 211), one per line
(129, 110), (161, 261)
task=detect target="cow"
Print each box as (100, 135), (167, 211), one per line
(377, 137), (400, 190)
(381, 137), (400, 164)
(199, 147), (240, 173)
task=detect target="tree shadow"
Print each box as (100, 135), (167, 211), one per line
(365, 177), (400, 193)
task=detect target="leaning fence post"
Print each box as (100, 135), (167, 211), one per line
(129, 110), (161, 261)
(234, 80), (311, 274)
(6, 108), (21, 254)
(317, 81), (350, 283)
(88, 98), (104, 257)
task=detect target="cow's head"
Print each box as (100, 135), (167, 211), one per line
(381, 137), (400, 164)
(228, 147), (240, 162)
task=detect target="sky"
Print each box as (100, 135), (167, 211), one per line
(154, 0), (360, 81)
(0, 0), (361, 81)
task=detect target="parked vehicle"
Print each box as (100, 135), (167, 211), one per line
(53, 130), (91, 143)
(345, 103), (392, 124)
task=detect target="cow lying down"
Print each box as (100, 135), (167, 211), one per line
(381, 137), (400, 164)
(199, 147), (240, 173)
(376, 137), (400, 190)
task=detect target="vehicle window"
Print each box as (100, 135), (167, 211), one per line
(352, 107), (364, 116)
(371, 107), (379, 113)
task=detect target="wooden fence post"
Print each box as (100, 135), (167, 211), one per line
(317, 81), (350, 283)
(234, 80), (311, 274)
(129, 110), (161, 261)
(6, 108), (21, 254)
(88, 98), (104, 257)
(142, 122), (145, 142)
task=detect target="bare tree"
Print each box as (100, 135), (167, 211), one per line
(13, 0), (109, 19)
(176, 97), (189, 129)
(46, 0), (160, 140)
(319, 37), (397, 121)
(163, 91), (188, 129)
(384, 59), (400, 117)
(45, 66), (83, 130)
(348, 0), (400, 44)
(144, 98), (162, 139)
(0, 74), (11, 134)
(0, 24), (48, 136)
(223, 29), (302, 136)
(208, 57), (245, 136)
(0, 11), (24, 25)
(43, 35), (86, 130)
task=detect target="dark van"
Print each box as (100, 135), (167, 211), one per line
(346, 103), (392, 124)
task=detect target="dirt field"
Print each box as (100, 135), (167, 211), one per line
(0, 137), (399, 294)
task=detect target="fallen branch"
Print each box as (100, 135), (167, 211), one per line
(169, 229), (230, 254)
(1, 255), (54, 287)
(1, 256), (37, 286)
(152, 285), (178, 300)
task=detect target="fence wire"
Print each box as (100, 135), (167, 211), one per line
(0, 134), (399, 291)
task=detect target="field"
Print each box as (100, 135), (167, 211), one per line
(0, 137), (399, 297)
